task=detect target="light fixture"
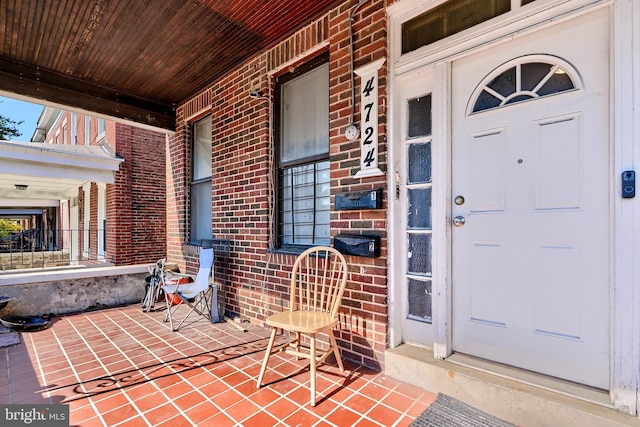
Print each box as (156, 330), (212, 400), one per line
(14, 184), (28, 191)
(249, 89), (263, 99)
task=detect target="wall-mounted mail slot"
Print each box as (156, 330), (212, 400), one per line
(334, 234), (380, 258)
(335, 188), (382, 210)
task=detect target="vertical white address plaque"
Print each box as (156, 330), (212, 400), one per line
(354, 58), (385, 178)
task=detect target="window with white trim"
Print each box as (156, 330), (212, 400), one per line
(71, 113), (77, 145)
(97, 118), (106, 141)
(85, 116), (91, 145)
(190, 115), (212, 244)
(276, 56), (330, 250)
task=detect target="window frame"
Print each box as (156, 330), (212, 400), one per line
(274, 53), (331, 253)
(189, 115), (213, 245)
(97, 118), (106, 141)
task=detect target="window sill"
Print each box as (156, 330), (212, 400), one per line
(268, 244), (329, 257)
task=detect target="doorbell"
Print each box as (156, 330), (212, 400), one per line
(622, 171), (635, 198)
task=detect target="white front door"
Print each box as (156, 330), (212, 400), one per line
(451, 9), (610, 388)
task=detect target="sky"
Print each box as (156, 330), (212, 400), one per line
(0, 96), (44, 142)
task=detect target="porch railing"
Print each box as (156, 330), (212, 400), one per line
(0, 228), (108, 272)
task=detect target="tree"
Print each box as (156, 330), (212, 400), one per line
(0, 218), (21, 240)
(0, 100), (23, 140)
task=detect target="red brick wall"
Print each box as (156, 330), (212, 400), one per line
(128, 125), (167, 264)
(168, 0), (388, 369)
(109, 123), (167, 265)
(89, 183), (98, 260)
(48, 111), (167, 266)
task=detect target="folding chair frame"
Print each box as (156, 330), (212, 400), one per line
(162, 245), (215, 331)
(164, 280), (215, 331)
(142, 258), (166, 312)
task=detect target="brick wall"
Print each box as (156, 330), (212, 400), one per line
(168, 0), (388, 369)
(109, 123), (167, 265)
(48, 111), (167, 266)
(89, 183), (98, 260)
(128, 125), (167, 264)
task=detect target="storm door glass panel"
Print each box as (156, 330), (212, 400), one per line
(406, 93), (433, 323)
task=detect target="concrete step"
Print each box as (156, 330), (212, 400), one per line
(385, 344), (640, 427)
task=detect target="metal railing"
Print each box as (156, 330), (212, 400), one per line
(0, 228), (108, 272)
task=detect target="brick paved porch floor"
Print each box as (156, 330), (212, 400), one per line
(0, 304), (436, 426)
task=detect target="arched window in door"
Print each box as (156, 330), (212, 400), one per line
(469, 55), (581, 114)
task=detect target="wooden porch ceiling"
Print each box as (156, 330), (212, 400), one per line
(0, 0), (341, 132)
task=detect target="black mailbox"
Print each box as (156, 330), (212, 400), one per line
(334, 234), (380, 258)
(335, 189), (382, 210)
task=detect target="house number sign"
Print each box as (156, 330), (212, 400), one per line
(354, 58), (385, 178)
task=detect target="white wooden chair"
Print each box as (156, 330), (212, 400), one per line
(256, 246), (348, 406)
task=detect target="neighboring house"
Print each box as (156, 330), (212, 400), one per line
(31, 107), (167, 266)
(165, 0), (640, 416)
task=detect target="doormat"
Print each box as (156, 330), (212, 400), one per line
(410, 393), (517, 427)
(0, 325), (20, 348)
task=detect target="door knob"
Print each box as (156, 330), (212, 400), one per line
(453, 216), (466, 227)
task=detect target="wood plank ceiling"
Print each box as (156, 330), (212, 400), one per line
(0, 0), (341, 131)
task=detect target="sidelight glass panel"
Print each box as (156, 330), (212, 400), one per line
(408, 278), (432, 323)
(407, 233), (432, 275)
(408, 95), (432, 138)
(408, 142), (432, 184)
(408, 188), (432, 229)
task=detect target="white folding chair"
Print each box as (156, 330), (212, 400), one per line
(162, 246), (214, 331)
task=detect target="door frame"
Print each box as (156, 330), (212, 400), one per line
(389, 65), (450, 350)
(387, 0), (640, 413)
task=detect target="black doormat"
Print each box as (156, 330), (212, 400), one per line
(410, 393), (517, 427)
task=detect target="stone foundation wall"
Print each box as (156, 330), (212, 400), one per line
(0, 265), (148, 317)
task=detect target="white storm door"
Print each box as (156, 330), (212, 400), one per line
(451, 9), (610, 389)
(395, 71), (436, 347)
